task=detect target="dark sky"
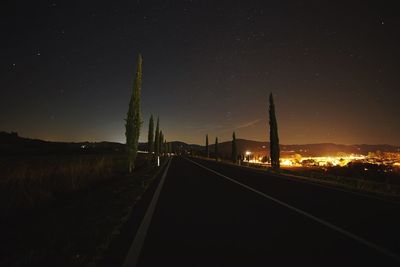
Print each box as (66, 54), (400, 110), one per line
(1, 1), (399, 145)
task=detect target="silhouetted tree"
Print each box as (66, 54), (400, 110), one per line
(269, 93), (280, 169)
(169, 142), (173, 154)
(232, 132), (237, 163)
(159, 130), (164, 154)
(125, 54), (143, 173)
(215, 137), (219, 161)
(147, 114), (154, 154)
(154, 117), (160, 156)
(206, 134), (209, 158)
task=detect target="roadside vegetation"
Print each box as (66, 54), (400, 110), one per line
(276, 163), (400, 198)
(0, 153), (169, 267)
(0, 153), (126, 213)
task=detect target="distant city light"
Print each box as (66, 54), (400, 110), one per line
(281, 159), (294, 166)
(241, 149), (400, 168)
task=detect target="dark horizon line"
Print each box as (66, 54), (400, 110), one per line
(2, 131), (399, 148)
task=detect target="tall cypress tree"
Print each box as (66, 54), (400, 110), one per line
(147, 114), (154, 154)
(232, 131), (237, 163)
(205, 134), (209, 158)
(167, 142), (170, 154)
(159, 130), (163, 154)
(215, 137), (219, 161)
(125, 53), (143, 173)
(269, 93), (280, 169)
(154, 117), (160, 156)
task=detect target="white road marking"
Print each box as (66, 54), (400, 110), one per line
(123, 158), (172, 267)
(185, 157), (400, 263)
(202, 157), (400, 204)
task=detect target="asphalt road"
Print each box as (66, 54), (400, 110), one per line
(126, 156), (400, 266)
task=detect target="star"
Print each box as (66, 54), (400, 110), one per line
(9, 63), (16, 71)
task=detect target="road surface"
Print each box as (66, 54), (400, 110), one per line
(124, 156), (400, 266)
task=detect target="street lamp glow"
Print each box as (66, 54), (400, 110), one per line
(245, 151), (251, 156)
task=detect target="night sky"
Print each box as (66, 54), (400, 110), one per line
(2, 1), (399, 145)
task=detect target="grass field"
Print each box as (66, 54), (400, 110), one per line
(278, 166), (400, 198)
(0, 152), (166, 266)
(0, 153), (136, 214)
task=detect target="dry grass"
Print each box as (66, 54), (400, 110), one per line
(278, 168), (400, 197)
(0, 154), (162, 267)
(0, 154), (131, 212)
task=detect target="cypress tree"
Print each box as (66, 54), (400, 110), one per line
(125, 53), (142, 173)
(161, 132), (164, 154)
(154, 117), (160, 156)
(159, 130), (163, 154)
(269, 93), (280, 169)
(206, 134), (209, 158)
(147, 114), (154, 154)
(215, 137), (219, 161)
(232, 131), (237, 163)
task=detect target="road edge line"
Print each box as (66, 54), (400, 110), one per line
(192, 156), (400, 205)
(185, 157), (400, 264)
(122, 157), (173, 267)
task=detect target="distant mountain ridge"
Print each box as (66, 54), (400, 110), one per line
(0, 132), (201, 156)
(207, 139), (400, 157)
(0, 132), (398, 156)
(0, 131), (125, 155)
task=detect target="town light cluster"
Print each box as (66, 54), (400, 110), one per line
(279, 155), (366, 167)
(242, 151), (400, 168)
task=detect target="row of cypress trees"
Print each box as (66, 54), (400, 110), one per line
(204, 132), (237, 162)
(205, 134), (219, 160)
(125, 53), (172, 173)
(125, 54), (279, 171)
(147, 115), (172, 156)
(204, 92), (280, 169)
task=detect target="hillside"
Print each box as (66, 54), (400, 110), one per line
(0, 132), (201, 156)
(0, 132), (125, 156)
(1, 132), (398, 157)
